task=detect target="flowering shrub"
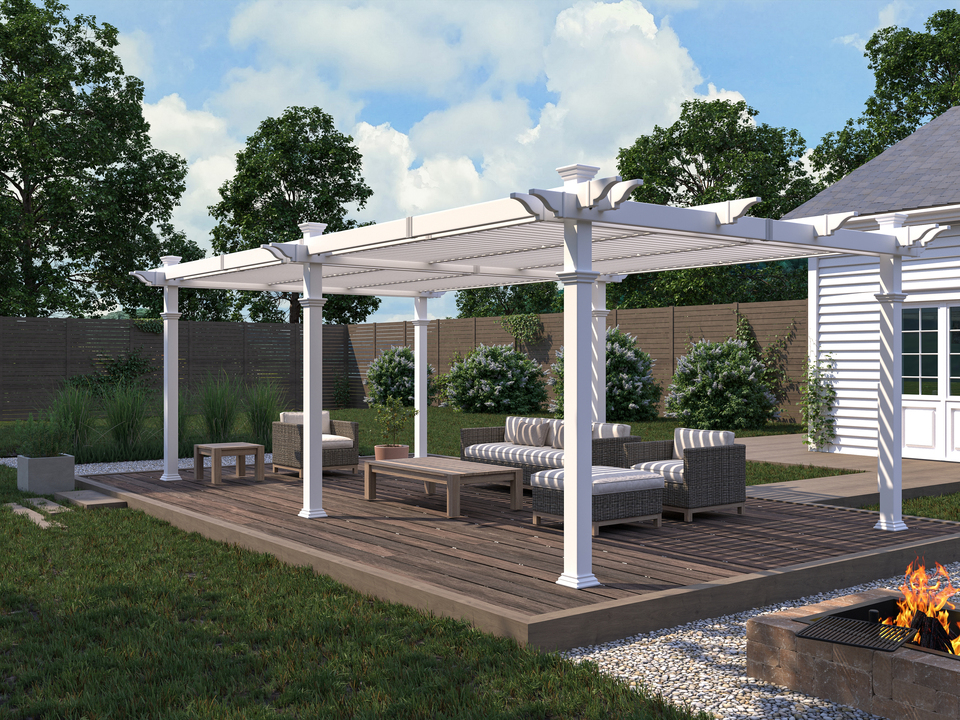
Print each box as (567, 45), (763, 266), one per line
(365, 346), (434, 407)
(550, 327), (662, 421)
(800, 354), (837, 450)
(665, 338), (777, 430)
(446, 344), (547, 414)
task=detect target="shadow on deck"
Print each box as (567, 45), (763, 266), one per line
(78, 460), (960, 651)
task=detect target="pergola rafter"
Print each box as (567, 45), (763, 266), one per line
(134, 162), (949, 589)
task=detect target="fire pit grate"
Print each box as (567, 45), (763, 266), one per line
(797, 615), (914, 652)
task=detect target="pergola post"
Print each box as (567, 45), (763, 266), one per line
(160, 256), (181, 482)
(556, 206), (601, 589)
(875, 250), (907, 531)
(413, 296), (429, 458)
(591, 281), (609, 424)
(299, 262), (327, 519)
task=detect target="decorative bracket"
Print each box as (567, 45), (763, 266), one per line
(785, 211), (858, 236)
(418, 291), (446, 298)
(261, 242), (310, 263)
(692, 197), (760, 225)
(893, 224), (951, 247)
(509, 193), (553, 221)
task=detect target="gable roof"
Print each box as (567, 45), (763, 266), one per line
(782, 105), (960, 220)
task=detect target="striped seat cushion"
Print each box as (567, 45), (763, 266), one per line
(530, 466), (665, 495)
(514, 420), (548, 447)
(551, 421), (631, 449)
(631, 460), (684, 483)
(463, 442), (565, 468)
(505, 416), (544, 444)
(674, 428), (733, 459)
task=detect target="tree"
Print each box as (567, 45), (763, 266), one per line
(612, 99), (816, 309)
(0, 0), (188, 318)
(812, 10), (960, 185)
(209, 106), (380, 325)
(455, 282), (560, 319)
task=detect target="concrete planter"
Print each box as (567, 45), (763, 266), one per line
(17, 454), (76, 494)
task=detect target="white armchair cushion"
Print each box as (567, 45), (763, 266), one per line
(321, 433), (353, 450)
(280, 411), (330, 434)
(673, 428), (733, 460)
(592, 422), (632, 439)
(632, 460), (684, 483)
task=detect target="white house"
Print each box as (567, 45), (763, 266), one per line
(785, 106), (960, 462)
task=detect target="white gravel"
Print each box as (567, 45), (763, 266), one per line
(563, 562), (960, 720)
(0, 454), (272, 476)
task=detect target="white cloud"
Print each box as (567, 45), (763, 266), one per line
(116, 29), (154, 83)
(834, 0), (914, 53)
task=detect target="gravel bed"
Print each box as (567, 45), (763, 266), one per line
(563, 561), (960, 720)
(0, 454), (273, 476)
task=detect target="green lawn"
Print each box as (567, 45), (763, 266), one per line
(0, 465), (709, 720)
(863, 492), (960, 522)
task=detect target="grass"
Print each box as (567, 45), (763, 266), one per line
(863, 492), (960, 522)
(745, 461), (863, 486)
(0, 465), (709, 720)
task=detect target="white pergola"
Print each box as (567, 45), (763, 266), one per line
(134, 163), (949, 590)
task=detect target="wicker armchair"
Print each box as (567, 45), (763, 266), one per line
(272, 419), (360, 477)
(461, 426), (642, 484)
(623, 439), (746, 522)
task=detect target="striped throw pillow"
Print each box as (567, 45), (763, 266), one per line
(514, 420), (548, 447)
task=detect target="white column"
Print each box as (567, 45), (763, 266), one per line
(591, 281), (609, 424)
(160, 256), (181, 482)
(807, 257), (820, 451)
(413, 296), (429, 458)
(299, 262), (327, 519)
(556, 216), (600, 590)
(875, 252), (907, 531)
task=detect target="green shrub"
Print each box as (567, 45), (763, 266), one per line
(550, 327), (662, 421)
(800, 354), (838, 450)
(665, 338), (777, 430)
(49, 384), (96, 457)
(198, 373), (242, 443)
(12, 413), (69, 458)
(102, 384), (150, 457)
(246, 380), (283, 449)
(446, 344), (547, 414)
(68, 347), (158, 397)
(372, 395), (418, 446)
(332, 374), (351, 409)
(365, 346), (434, 407)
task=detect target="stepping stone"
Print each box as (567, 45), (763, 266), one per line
(54, 490), (127, 509)
(5, 503), (62, 529)
(23, 497), (71, 514)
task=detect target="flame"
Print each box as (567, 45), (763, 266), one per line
(881, 559), (960, 654)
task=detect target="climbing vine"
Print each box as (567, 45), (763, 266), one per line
(800, 354), (838, 451)
(499, 313), (543, 345)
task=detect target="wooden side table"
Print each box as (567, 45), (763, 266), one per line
(194, 442), (265, 485)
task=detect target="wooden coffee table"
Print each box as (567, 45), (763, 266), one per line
(364, 457), (522, 518)
(194, 442), (265, 485)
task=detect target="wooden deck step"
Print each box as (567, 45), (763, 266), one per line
(55, 490), (127, 509)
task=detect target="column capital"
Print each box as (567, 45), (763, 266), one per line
(299, 298), (327, 309)
(556, 270), (600, 285)
(591, 309), (610, 318)
(160, 312), (181, 320)
(874, 292), (907, 304)
(411, 319), (430, 327)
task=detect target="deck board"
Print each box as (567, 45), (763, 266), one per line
(78, 462), (960, 650)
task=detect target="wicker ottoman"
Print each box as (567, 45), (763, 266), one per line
(530, 466), (664, 536)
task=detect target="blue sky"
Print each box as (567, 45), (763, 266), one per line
(67, 0), (957, 322)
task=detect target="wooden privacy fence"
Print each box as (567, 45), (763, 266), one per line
(0, 299), (806, 421)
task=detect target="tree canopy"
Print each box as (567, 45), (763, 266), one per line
(455, 282), (561, 319)
(209, 106), (380, 325)
(811, 9), (960, 185)
(0, 0), (187, 318)
(611, 99), (816, 309)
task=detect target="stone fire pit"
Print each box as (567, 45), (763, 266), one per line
(747, 588), (960, 719)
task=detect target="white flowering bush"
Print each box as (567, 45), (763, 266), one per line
(665, 338), (777, 430)
(550, 327), (662, 421)
(365, 346), (434, 407)
(446, 344), (547, 414)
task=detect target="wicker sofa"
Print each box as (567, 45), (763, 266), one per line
(460, 416), (642, 484)
(624, 428), (746, 522)
(272, 411), (360, 477)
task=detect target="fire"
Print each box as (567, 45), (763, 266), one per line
(882, 559), (960, 655)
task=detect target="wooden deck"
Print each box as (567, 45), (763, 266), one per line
(78, 460), (960, 651)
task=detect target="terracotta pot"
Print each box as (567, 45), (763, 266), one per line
(374, 444), (409, 461)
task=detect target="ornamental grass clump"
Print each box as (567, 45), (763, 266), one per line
(665, 338), (777, 430)
(365, 346), (434, 407)
(550, 327), (662, 421)
(446, 344), (547, 414)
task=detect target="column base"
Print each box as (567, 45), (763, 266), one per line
(874, 518), (909, 531)
(160, 472), (182, 482)
(556, 572), (601, 589)
(298, 508), (329, 519)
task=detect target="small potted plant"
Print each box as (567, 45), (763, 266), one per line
(372, 395), (417, 461)
(15, 413), (76, 494)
